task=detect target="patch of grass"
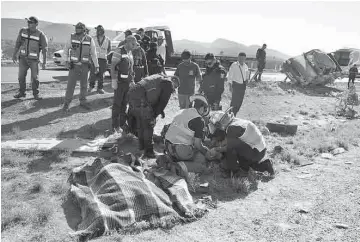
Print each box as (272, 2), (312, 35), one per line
(30, 201), (53, 227)
(50, 180), (69, 196)
(1, 201), (32, 231)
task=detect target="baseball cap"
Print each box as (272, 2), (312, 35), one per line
(26, 16), (38, 24)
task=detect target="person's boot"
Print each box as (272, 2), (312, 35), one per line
(97, 89), (105, 94)
(33, 94), (42, 100)
(62, 103), (70, 112)
(142, 148), (156, 159)
(14, 92), (26, 99)
(88, 87), (94, 93)
(261, 159), (275, 176)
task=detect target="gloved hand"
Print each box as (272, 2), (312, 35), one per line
(161, 111), (165, 119)
(112, 79), (118, 90)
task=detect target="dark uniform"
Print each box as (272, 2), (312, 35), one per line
(201, 61), (227, 110)
(127, 74), (174, 157)
(348, 65), (358, 88)
(132, 45), (148, 83)
(255, 48), (266, 81)
(111, 46), (134, 131)
(146, 44), (165, 76)
(140, 34), (151, 51)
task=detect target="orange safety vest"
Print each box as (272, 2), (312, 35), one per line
(165, 108), (201, 145)
(19, 28), (42, 60)
(94, 35), (110, 59)
(69, 33), (92, 63)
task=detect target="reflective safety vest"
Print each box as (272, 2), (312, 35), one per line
(112, 47), (133, 82)
(228, 118), (266, 152)
(94, 35), (110, 59)
(165, 108), (201, 145)
(69, 34), (92, 63)
(138, 74), (171, 105)
(19, 28), (42, 60)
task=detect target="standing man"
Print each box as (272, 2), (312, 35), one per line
(12, 16), (48, 100)
(138, 28), (151, 51)
(254, 44), (267, 82)
(228, 52), (250, 117)
(132, 39), (148, 83)
(88, 25), (111, 94)
(146, 42), (166, 76)
(348, 64), (358, 89)
(200, 53), (227, 110)
(62, 22), (99, 111)
(111, 35), (137, 132)
(157, 36), (167, 65)
(127, 74), (179, 158)
(117, 29), (132, 47)
(174, 50), (202, 109)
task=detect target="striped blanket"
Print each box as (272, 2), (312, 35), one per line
(65, 157), (206, 241)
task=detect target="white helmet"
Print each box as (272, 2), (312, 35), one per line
(208, 107), (234, 134)
(189, 94), (210, 116)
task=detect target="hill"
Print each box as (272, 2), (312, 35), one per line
(1, 18), (290, 60)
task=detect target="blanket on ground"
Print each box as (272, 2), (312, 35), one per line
(65, 157), (206, 241)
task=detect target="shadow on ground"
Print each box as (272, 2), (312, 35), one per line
(57, 118), (112, 139)
(1, 96), (113, 134)
(278, 82), (343, 97)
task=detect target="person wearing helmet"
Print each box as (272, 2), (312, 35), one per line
(208, 108), (275, 177)
(127, 74), (179, 159)
(146, 42), (166, 75)
(110, 35), (137, 132)
(164, 94), (213, 173)
(200, 53), (227, 110)
(132, 35), (148, 83)
(62, 22), (99, 112)
(88, 25), (111, 94)
(13, 16), (48, 100)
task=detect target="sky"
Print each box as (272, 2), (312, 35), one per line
(1, 0), (360, 56)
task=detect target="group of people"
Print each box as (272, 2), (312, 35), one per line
(11, 16), (276, 175)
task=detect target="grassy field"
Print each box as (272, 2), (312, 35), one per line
(1, 78), (360, 241)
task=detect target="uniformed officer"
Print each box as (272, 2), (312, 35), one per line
(127, 74), (179, 158)
(138, 28), (151, 51)
(111, 35), (137, 132)
(254, 44), (267, 82)
(132, 38), (148, 83)
(62, 22), (99, 111)
(12, 16), (48, 100)
(117, 29), (132, 47)
(88, 25), (111, 94)
(200, 53), (227, 110)
(146, 42), (166, 76)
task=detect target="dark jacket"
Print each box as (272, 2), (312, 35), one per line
(140, 34), (151, 51)
(201, 61), (227, 103)
(146, 49), (165, 76)
(256, 48), (266, 62)
(349, 66), (358, 78)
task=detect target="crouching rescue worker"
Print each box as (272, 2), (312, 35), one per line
(164, 94), (213, 173)
(127, 74), (180, 159)
(62, 22), (99, 111)
(208, 108), (275, 177)
(132, 37), (148, 83)
(110, 35), (137, 132)
(199, 53), (227, 110)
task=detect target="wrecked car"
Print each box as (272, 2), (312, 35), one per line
(281, 49), (342, 86)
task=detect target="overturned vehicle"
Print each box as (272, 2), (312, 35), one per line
(281, 49), (342, 86)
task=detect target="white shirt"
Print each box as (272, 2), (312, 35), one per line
(157, 42), (166, 64)
(228, 61), (249, 84)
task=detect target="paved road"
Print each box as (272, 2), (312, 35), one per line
(1, 66), (352, 84)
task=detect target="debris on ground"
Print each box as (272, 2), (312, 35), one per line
(331, 147), (346, 155)
(335, 223), (349, 229)
(266, 123), (298, 135)
(321, 153), (334, 159)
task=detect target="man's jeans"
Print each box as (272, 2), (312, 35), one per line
(230, 82), (246, 116)
(178, 94), (191, 109)
(64, 64), (90, 105)
(89, 58), (107, 89)
(18, 57), (40, 95)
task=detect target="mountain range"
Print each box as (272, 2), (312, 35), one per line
(1, 18), (290, 60)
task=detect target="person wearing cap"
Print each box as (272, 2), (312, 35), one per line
(88, 25), (111, 94)
(228, 52), (250, 117)
(200, 53), (227, 110)
(62, 22), (99, 111)
(254, 44), (267, 82)
(117, 29), (132, 47)
(157, 36), (167, 64)
(111, 35), (137, 132)
(146, 42), (166, 76)
(12, 16), (48, 100)
(208, 108), (275, 177)
(127, 74), (179, 159)
(132, 36), (148, 83)
(138, 28), (151, 51)
(174, 50), (202, 109)
(164, 94), (214, 173)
